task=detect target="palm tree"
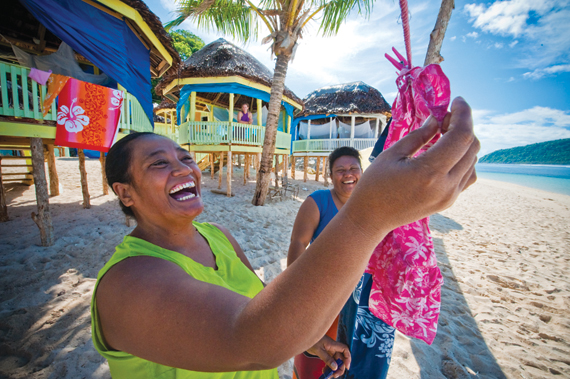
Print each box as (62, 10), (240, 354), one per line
(166, 0), (374, 205)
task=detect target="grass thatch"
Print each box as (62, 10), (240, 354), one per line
(299, 81), (391, 117)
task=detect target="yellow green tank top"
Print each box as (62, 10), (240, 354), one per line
(91, 222), (278, 379)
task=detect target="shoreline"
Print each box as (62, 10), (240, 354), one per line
(0, 157), (569, 378)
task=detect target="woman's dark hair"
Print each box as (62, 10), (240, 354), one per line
(105, 132), (156, 218)
(328, 146), (361, 175)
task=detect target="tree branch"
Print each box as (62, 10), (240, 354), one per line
(424, 0), (455, 66)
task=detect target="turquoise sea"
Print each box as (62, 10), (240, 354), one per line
(475, 163), (570, 196)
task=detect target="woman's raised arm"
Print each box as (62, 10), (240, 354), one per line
(97, 97), (479, 374)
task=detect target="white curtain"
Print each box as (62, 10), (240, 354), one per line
(298, 119), (337, 139)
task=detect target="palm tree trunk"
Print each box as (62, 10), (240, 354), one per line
(424, 0), (454, 66)
(252, 52), (291, 206)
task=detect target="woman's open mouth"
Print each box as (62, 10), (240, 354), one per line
(169, 181), (199, 201)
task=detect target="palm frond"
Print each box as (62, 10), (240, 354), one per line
(318, 0), (374, 36)
(165, 0), (258, 42)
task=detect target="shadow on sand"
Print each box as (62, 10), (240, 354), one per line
(407, 214), (506, 378)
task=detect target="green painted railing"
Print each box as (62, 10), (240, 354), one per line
(154, 122), (178, 141)
(179, 120), (292, 150)
(118, 92), (153, 132)
(0, 61), (56, 121)
(0, 61), (152, 133)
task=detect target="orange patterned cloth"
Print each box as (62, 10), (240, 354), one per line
(55, 78), (124, 152)
(42, 74), (70, 117)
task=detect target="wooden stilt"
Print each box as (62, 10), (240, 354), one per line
(303, 156), (308, 183)
(323, 157), (329, 187)
(100, 154), (108, 195)
(0, 157), (8, 222)
(245, 154), (250, 180)
(210, 153), (215, 179)
(291, 157), (295, 180)
(30, 138), (54, 246)
(218, 152), (224, 189)
(78, 149), (91, 209)
(315, 157), (321, 182)
(231, 153), (234, 176)
(284, 154), (289, 180)
(46, 144), (59, 196)
(226, 151), (232, 197)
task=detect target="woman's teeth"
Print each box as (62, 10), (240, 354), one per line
(170, 181), (195, 194)
(176, 193), (197, 201)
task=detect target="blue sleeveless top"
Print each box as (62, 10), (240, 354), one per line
(308, 190), (338, 243)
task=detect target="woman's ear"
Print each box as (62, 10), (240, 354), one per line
(113, 182), (135, 208)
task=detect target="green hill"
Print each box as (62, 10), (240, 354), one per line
(479, 138), (570, 165)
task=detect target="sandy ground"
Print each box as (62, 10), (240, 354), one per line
(0, 157), (569, 379)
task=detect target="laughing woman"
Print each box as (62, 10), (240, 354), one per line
(287, 146), (397, 379)
(91, 98), (479, 379)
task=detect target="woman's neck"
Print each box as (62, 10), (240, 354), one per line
(130, 218), (198, 253)
(330, 188), (350, 209)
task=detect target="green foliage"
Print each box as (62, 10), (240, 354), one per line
(479, 138), (570, 165)
(151, 30), (205, 103)
(170, 29), (205, 61)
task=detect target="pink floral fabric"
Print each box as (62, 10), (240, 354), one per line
(365, 62), (450, 345)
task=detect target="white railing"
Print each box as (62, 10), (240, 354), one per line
(292, 138), (376, 153)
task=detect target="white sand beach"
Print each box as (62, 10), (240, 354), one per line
(0, 157), (569, 378)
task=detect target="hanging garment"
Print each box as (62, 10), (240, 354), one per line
(28, 68), (52, 86)
(364, 49), (451, 345)
(55, 78), (123, 152)
(43, 74), (70, 117)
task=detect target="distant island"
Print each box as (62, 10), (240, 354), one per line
(479, 138), (570, 165)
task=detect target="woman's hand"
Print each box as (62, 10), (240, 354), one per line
(344, 96), (480, 238)
(306, 335), (351, 378)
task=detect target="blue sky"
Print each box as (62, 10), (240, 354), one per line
(147, 0), (570, 156)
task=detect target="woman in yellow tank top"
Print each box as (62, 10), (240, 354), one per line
(91, 97), (479, 378)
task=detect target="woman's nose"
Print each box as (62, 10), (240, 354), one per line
(172, 159), (194, 176)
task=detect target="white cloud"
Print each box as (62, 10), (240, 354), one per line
(159, 0), (177, 12)
(494, 42), (504, 48)
(450, 36), (457, 41)
(464, 1), (570, 70)
(473, 106), (570, 155)
(467, 31), (479, 39)
(523, 64), (570, 79)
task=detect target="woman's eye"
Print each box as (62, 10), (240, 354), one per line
(152, 160), (168, 167)
(182, 156), (194, 162)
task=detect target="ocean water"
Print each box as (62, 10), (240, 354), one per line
(475, 163), (570, 196)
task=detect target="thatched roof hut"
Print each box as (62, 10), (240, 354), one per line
(156, 38), (302, 112)
(0, 0), (180, 77)
(299, 81), (391, 118)
(154, 99), (177, 113)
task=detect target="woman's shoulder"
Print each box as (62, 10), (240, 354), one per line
(309, 189), (332, 202)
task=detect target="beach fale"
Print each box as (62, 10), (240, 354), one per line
(291, 82), (392, 183)
(0, 0), (180, 245)
(155, 38), (304, 197)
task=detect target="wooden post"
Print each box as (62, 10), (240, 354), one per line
(190, 92), (197, 121)
(30, 138), (54, 246)
(243, 154), (248, 185)
(303, 156), (308, 183)
(78, 149), (91, 209)
(315, 157), (321, 182)
(246, 154), (251, 180)
(210, 153), (215, 179)
(284, 154), (289, 180)
(226, 151), (232, 197)
(350, 116), (355, 148)
(256, 98), (263, 126)
(46, 144), (59, 196)
(291, 156), (295, 180)
(100, 154), (108, 195)
(218, 152), (224, 189)
(0, 157), (8, 222)
(424, 0), (455, 65)
(323, 157), (329, 187)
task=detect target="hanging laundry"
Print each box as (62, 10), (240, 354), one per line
(28, 68), (52, 86)
(43, 74), (70, 117)
(55, 78), (123, 152)
(364, 43), (451, 344)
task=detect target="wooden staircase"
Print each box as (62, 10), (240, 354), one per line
(197, 154), (227, 174)
(0, 146), (34, 186)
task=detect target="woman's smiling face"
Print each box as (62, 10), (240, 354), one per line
(122, 135), (204, 223)
(331, 155), (362, 199)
